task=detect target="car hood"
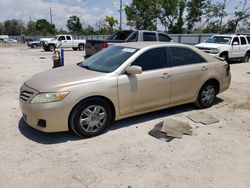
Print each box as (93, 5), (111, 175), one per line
(25, 64), (106, 92)
(195, 43), (229, 49)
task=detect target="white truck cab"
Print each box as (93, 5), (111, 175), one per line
(195, 34), (250, 62)
(43, 35), (86, 51)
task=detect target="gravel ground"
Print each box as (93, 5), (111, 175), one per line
(0, 45), (250, 188)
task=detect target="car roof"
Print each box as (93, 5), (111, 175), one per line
(115, 42), (219, 63)
(212, 34), (248, 37)
(115, 41), (197, 49)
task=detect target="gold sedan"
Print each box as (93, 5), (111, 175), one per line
(19, 42), (231, 137)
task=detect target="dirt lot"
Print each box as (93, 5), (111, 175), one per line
(0, 44), (250, 188)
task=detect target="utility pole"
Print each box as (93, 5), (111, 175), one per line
(119, 0), (122, 30)
(219, 0), (226, 31)
(50, 7), (53, 25)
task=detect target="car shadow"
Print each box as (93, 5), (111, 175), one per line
(109, 97), (223, 131)
(19, 97), (224, 144)
(18, 118), (82, 144)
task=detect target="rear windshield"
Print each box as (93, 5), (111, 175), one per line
(106, 31), (133, 40)
(78, 46), (138, 73)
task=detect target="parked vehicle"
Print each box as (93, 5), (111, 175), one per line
(0, 35), (9, 42)
(19, 42), (231, 137)
(85, 30), (172, 57)
(195, 34), (250, 62)
(43, 35), (86, 51)
(27, 40), (42, 48)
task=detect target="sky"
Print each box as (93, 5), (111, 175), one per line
(0, 0), (249, 30)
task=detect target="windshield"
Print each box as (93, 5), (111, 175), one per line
(206, 36), (232, 44)
(78, 46), (139, 73)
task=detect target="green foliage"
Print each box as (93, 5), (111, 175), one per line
(3, 19), (24, 35)
(66, 15), (83, 34)
(0, 22), (4, 34)
(36, 19), (56, 36)
(125, 0), (158, 30)
(186, 0), (207, 33)
(105, 16), (118, 32)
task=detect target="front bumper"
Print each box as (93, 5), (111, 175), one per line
(19, 84), (70, 133)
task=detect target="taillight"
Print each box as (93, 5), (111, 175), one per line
(102, 42), (108, 49)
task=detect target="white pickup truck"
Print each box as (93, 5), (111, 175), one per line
(43, 35), (86, 51)
(195, 34), (250, 62)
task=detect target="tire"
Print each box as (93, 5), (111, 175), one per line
(78, 44), (84, 51)
(31, 44), (38, 48)
(43, 47), (49, 51)
(242, 53), (250, 63)
(70, 98), (112, 137)
(220, 53), (228, 61)
(48, 44), (55, 51)
(195, 83), (217, 108)
(72, 47), (78, 51)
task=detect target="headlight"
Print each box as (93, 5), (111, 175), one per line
(30, 92), (69, 104)
(210, 48), (220, 54)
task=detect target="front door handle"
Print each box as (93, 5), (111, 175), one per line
(161, 73), (171, 79)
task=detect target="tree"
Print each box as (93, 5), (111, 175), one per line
(186, 0), (207, 33)
(4, 19), (24, 35)
(200, 0), (227, 33)
(0, 22), (4, 34)
(125, 0), (158, 30)
(66, 15), (83, 34)
(105, 16), (118, 32)
(36, 19), (56, 35)
(224, 0), (250, 33)
(26, 21), (37, 35)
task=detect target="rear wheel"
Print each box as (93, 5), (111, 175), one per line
(31, 43), (38, 48)
(242, 53), (250, 63)
(78, 44), (84, 51)
(195, 83), (217, 108)
(70, 98), (112, 137)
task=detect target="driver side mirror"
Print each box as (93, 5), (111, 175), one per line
(233, 41), (239, 45)
(126, 66), (142, 75)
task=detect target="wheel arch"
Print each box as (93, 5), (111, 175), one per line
(200, 78), (220, 95)
(219, 51), (228, 58)
(68, 95), (116, 129)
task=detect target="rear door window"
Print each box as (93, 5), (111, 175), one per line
(240, 37), (247, 45)
(143, 33), (157, 41)
(169, 47), (206, 67)
(159, 34), (171, 42)
(66, 36), (71, 40)
(131, 47), (168, 71)
(247, 37), (250, 44)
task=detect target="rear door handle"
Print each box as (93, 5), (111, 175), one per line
(201, 66), (208, 71)
(161, 73), (171, 79)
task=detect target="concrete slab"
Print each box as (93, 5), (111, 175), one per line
(161, 119), (192, 138)
(187, 112), (219, 125)
(148, 122), (175, 142)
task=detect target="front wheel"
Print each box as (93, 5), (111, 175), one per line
(48, 45), (55, 51)
(70, 98), (112, 137)
(195, 83), (216, 108)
